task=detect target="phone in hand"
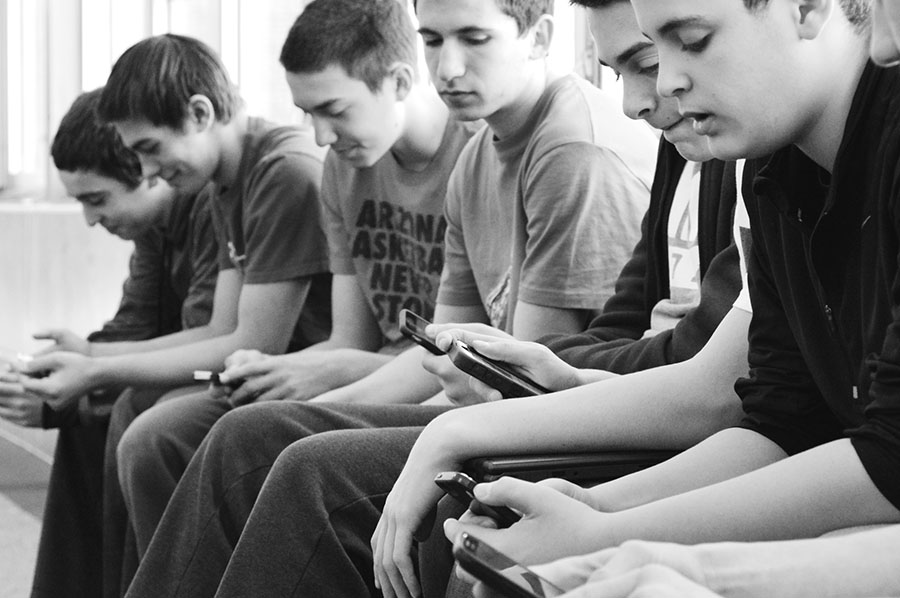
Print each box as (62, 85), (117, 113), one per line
(452, 531), (565, 598)
(398, 308), (444, 355)
(447, 339), (548, 399)
(11, 353), (50, 378)
(434, 471), (521, 528)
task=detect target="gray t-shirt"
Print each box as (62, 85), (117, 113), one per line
(437, 74), (657, 331)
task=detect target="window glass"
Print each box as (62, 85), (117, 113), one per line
(1, 0), (593, 200)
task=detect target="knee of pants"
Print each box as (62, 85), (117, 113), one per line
(116, 402), (182, 488)
(263, 438), (327, 494)
(265, 429), (388, 491)
(198, 404), (288, 464)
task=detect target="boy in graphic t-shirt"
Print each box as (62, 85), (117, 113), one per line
(114, 5), (480, 589)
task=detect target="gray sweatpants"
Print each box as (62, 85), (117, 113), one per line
(124, 401), (453, 597)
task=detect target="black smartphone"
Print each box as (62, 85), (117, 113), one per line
(398, 308), (444, 355)
(446, 340), (548, 399)
(434, 471), (521, 528)
(452, 531), (564, 598)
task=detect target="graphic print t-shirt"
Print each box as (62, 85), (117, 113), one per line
(320, 119), (478, 347)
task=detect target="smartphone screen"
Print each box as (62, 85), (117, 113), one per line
(194, 370), (224, 385)
(398, 308), (444, 355)
(453, 532), (564, 598)
(447, 340), (548, 398)
(193, 370), (242, 388)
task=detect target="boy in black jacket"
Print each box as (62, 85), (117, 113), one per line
(446, 0), (900, 577)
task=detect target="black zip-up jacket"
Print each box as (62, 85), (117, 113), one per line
(541, 139), (740, 373)
(736, 62), (900, 509)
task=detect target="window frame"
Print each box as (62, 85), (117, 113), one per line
(0, 0), (8, 191)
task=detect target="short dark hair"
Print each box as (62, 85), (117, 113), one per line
(97, 34), (243, 130)
(744, 0), (871, 32)
(414, 0), (554, 34)
(51, 88), (143, 190)
(280, 0), (418, 92)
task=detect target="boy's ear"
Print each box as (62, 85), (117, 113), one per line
(528, 14), (554, 60)
(388, 62), (415, 102)
(186, 94), (215, 132)
(794, 0), (833, 40)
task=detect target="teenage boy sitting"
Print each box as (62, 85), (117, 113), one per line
(0, 87), (217, 598)
(21, 34), (332, 598)
(202, 0), (479, 406)
(114, 0), (478, 577)
(461, 2), (900, 596)
(374, 1), (754, 594)
(445, 0), (900, 579)
(123, 0), (657, 596)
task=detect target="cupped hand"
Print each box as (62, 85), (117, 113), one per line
(19, 352), (94, 404)
(421, 352), (501, 405)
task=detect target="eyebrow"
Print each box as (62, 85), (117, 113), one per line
(129, 139), (156, 152)
(75, 191), (106, 202)
(305, 99), (340, 113)
(599, 40), (656, 69)
(418, 25), (491, 36)
(656, 16), (709, 38)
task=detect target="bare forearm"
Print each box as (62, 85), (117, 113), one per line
(425, 308), (750, 465)
(591, 437), (900, 552)
(306, 348), (395, 391)
(693, 525), (900, 598)
(312, 346), (443, 404)
(87, 330), (275, 388)
(422, 356), (744, 468)
(87, 324), (225, 356)
(585, 428), (785, 510)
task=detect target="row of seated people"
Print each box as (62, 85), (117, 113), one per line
(0, 0), (898, 597)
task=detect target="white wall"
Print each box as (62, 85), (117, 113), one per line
(0, 202), (132, 355)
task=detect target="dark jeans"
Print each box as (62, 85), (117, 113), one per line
(29, 386), (172, 598)
(30, 422), (108, 598)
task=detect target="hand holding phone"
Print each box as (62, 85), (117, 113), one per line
(12, 353), (50, 378)
(452, 531), (564, 598)
(434, 471), (521, 528)
(398, 309), (444, 355)
(447, 340), (548, 399)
